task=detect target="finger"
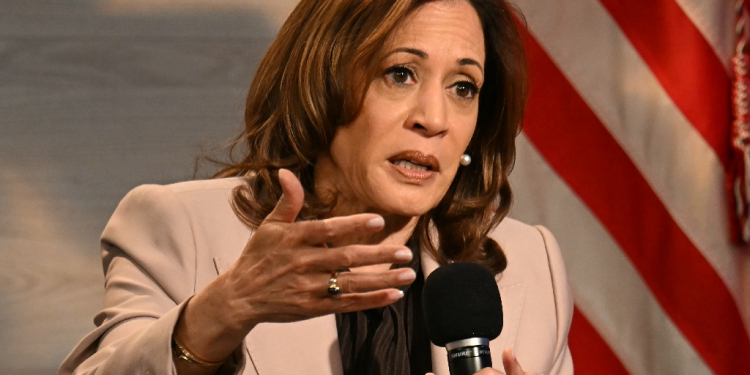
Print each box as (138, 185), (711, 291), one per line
(501, 348), (525, 375)
(336, 268), (417, 293)
(322, 288), (404, 312)
(474, 369), (505, 375)
(297, 214), (385, 245)
(264, 169), (305, 224)
(306, 244), (412, 271)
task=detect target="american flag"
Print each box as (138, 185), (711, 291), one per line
(505, 0), (750, 373)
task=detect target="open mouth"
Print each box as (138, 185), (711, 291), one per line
(390, 159), (432, 172)
(388, 151), (439, 173)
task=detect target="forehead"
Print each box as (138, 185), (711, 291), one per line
(386, 0), (485, 64)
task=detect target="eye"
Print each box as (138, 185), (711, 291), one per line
(385, 66), (416, 85)
(451, 81), (479, 99)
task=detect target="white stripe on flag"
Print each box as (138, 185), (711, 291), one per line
(513, 0), (744, 312)
(675, 0), (735, 69)
(510, 134), (714, 375)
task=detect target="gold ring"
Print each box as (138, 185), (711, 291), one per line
(327, 272), (340, 296)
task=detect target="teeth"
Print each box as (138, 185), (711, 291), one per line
(393, 160), (428, 172)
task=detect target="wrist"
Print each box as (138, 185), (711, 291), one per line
(171, 336), (226, 368)
(174, 284), (250, 363)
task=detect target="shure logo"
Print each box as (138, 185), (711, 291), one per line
(450, 350), (474, 359)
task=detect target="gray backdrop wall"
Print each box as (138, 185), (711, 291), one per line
(0, 1), (298, 373)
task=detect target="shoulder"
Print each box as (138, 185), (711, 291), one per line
(490, 217), (550, 280)
(489, 217), (567, 283)
(163, 176), (246, 194)
(490, 217), (546, 252)
(112, 175), (251, 234)
(488, 217), (574, 373)
(101, 177), (252, 294)
(122, 177), (245, 204)
(103, 178), (250, 254)
(111, 177), (246, 225)
(105, 177), (246, 240)
(488, 218), (572, 313)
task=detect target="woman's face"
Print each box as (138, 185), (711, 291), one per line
(317, 0), (485, 217)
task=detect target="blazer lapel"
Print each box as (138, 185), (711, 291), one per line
(490, 282), (525, 357)
(244, 317), (342, 375)
(213, 257), (343, 375)
(419, 252), (525, 375)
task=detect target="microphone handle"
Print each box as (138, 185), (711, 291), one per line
(446, 342), (492, 375)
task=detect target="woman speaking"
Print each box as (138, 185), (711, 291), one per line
(60, 0), (573, 374)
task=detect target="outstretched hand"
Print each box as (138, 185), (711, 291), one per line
(224, 169), (414, 327)
(174, 170), (416, 367)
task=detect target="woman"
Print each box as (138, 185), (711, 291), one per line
(60, 0), (573, 374)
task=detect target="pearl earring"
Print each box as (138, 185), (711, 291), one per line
(460, 154), (472, 166)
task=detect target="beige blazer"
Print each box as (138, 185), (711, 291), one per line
(59, 178), (574, 375)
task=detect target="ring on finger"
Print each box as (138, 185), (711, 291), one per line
(327, 271), (340, 297)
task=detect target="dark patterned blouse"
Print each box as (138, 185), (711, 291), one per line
(336, 238), (432, 375)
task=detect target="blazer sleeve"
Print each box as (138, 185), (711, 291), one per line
(536, 226), (574, 375)
(58, 184), (245, 375)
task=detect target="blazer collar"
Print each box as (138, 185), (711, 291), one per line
(213, 250), (524, 375)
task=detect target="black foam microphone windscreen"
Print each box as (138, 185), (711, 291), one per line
(422, 262), (504, 346)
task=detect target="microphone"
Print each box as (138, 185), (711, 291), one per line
(422, 262), (503, 375)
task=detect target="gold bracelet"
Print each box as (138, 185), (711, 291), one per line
(171, 337), (225, 367)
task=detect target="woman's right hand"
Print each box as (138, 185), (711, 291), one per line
(173, 169), (415, 368)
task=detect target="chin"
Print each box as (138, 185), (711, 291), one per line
(374, 191), (441, 218)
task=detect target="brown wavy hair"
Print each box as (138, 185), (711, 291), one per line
(213, 0), (528, 274)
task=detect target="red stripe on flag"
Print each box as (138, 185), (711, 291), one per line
(597, 0), (731, 168)
(569, 308), (630, 375)
(522, 32), (750, 375)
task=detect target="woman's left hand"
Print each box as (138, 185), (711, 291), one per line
(427, 348), (534, 375)
(498, 348), (534, 375)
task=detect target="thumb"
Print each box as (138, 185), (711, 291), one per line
(502, 348), (526, 375)
(264, 169), (305, 224)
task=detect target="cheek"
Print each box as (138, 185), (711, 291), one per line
(345, 104), (405, 155)
(329, 116), (385, 179)
(453, 115), (479, 155)
(330, 128), (366, 172)
(462, 107), (480, 142)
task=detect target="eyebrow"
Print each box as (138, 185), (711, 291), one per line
(386, 48), (484, 72)
(458, 57), (484, 72)
(387, 47), (428, 59)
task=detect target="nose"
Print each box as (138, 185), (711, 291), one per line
(406, 81), (448, 137)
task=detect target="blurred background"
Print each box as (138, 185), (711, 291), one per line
(0, 1), (296, 373)
(1, 0), (748, 374)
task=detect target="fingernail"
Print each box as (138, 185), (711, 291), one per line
(388, 290), (404, 300)
(397, 268), (416, 281)
(394, 249), (413, 261)
(366, 217), (385, 228)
